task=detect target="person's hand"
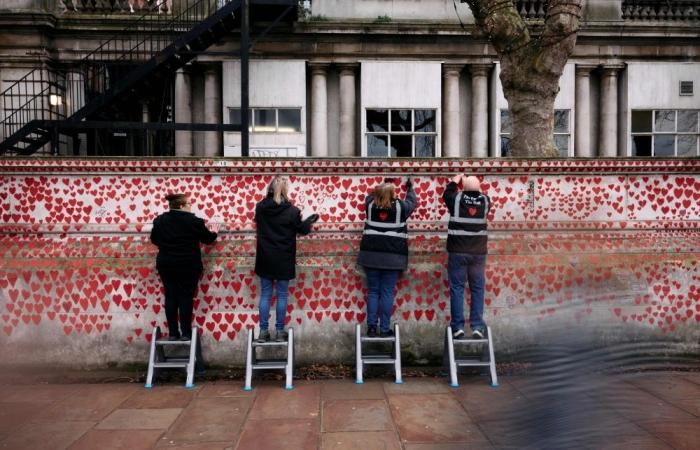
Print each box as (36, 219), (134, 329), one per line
(307, 214), (320, 224)
(451, 174), (463, 185)
(405, 177), (413, 190)
(209, 222), (224, 233)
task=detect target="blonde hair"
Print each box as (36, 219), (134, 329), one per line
(373, 183), (396, 209)
(268, 176), (289, 205)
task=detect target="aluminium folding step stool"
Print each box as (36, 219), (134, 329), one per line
(244, 328), (295, 390)
(444, 325), (498, 387)
(145, 326), (201, 389)
(355, 323), (402, 384)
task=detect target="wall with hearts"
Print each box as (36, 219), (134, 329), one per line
(1, 158), (699, 367)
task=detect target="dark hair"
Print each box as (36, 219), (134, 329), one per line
(165, 193), (188, 209)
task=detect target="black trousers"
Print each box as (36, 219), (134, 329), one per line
(157, 265), (201, 338)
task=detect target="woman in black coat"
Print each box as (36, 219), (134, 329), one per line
(150, 193), (218, 340)
(254, 176), (318, 342)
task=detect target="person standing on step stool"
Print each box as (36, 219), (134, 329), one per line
(358, 178), (417, 337)
(442, 174), (491, 340)
(151, 193), (220, 341)
(254, 176), (319, 343)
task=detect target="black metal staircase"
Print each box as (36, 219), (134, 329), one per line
(0, 0), (296, 156)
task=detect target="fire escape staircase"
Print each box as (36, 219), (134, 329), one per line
(0, 0), (295, 155)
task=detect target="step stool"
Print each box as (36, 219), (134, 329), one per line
(145, 326), (201, 389)
(244, 328), (294, 391)
(355, 323), (402, 384)
(444, 325), (498, 388)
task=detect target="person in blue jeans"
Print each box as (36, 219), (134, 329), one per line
(358, 178), (417, 337)
(442, 174), (491, 339)
(254, 176), (319, 342)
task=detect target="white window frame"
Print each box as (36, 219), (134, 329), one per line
(630, 109), (700, 157)
(499, 109), (572, 157)
(364, 108), (438, 158)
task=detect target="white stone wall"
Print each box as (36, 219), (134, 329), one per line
(311, 0), (473, 22)
(360, 60), (442, 156)
(222, 60), (307, 157)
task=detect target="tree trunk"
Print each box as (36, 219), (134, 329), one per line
(463, 0), (582, 158)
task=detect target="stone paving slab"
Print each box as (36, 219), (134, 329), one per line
(0, 421), (96, 450)
(0, 402), (49, 434)
(121, 387), (197, 409)
(236, 419), (319, 450)
(247, 384), (320, 420)
(322, 399), (394, 432)
(96, 408), (183, 430)
(320, 379), (385, 400)
(321, 430), (402, 450)
(68, 429), (163, 450)
(164, 397), (252, 444)
(0, 372), (697, 449)
(388, 394), (489, 445)
(32, 384), (137, 422)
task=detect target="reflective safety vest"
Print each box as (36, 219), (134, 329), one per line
(447, 192), (489, 254)
(361, 200), (409, 255)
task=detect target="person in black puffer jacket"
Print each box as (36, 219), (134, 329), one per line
(151, 193), (219, 341)
(357, 178), (417, 337)
(255, 176), (319, 342)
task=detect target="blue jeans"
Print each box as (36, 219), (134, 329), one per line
(447, 253), (487, 332)
(258, 277), (289, 331)
(365, 268), (400, 333)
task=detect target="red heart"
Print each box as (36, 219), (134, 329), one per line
(468, 207), (477, 216)
(378, 211), (388, 221)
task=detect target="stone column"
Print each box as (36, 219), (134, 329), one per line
(203, 66), (222, 157)
(442, 64), (463, 158)
(574, 65), (595, 157)
(309, 62), (329, 157)
(470, 64), (490, 158)
(174, 68), (193, 157)
(599, 65), (623, 157)
(338, 63), (357, 157)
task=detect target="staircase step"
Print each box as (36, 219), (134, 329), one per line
(455, 359), (490, 367)
(361, 336), (396, 342)
(153, 362), (190, 368)
(252, 359), (287, 370)
(453, 338), (488, 344)
(252, 340), (288, 347)
(155, 340), (192, 346)
(362, 358), (396, 365)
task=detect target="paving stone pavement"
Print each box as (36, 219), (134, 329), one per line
(0, 372), (698, 449)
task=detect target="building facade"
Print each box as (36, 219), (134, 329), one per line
(0, 0), (699, 158)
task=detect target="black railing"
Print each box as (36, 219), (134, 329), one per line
(622, 0), (700, 21)
(1, 0), (235, 153)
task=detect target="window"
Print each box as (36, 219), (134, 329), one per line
(228, 107), (302, 133)
(365, 109), (437, 157)
(631, 110), (699, 157)
(500, 109), (571, 157)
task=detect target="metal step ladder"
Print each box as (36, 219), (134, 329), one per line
(445, 325), (498, 388)
(145, 326), (201, 389)
(355, 323), (402, 384)
(244, 328), (295, 391)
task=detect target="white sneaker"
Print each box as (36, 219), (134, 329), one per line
(452, 329), (465, 339)
(471, 328), (485, 339)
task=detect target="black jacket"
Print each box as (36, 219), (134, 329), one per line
(254, 195), (314, 280)
(150, 209), (218, 271)
(357, 185), (417, 271)
(442, 182), (491, 254)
